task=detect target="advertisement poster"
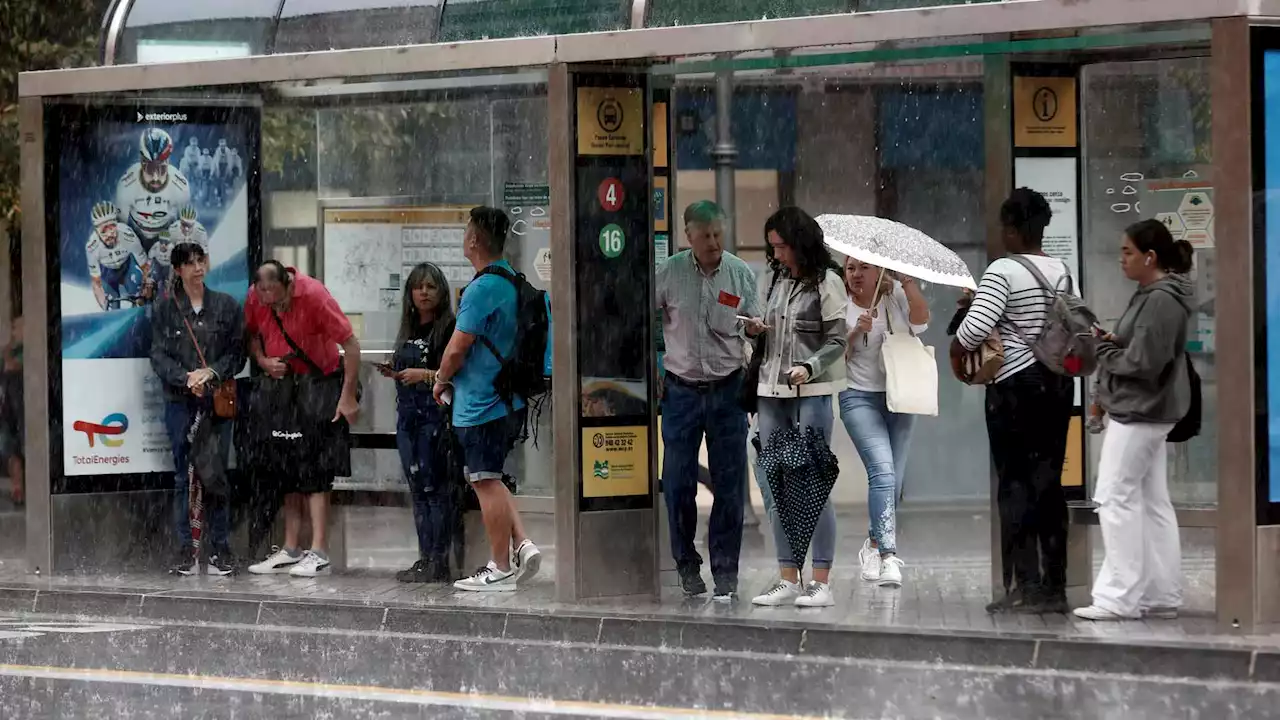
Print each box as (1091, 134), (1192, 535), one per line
(1265, 50), (1280, 503)
(57, 105), (255, 476)
(1013, 156), (1080, 282)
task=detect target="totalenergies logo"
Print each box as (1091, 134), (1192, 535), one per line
(73, 413), (128, 448)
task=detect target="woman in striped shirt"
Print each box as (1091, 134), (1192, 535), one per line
(952, 188), (1075, 615)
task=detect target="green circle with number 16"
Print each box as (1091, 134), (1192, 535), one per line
(599, 224), (626, 258)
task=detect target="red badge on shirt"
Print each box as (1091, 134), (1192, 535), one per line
(718, 291), (742, 309)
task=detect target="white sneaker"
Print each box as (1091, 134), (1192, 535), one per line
(248, 546), (302, 575)
(859, 538), (882, 582)
(514, 540), (542, 582)
(751, 579), (801, 607)
(288, 550), (331, 578)
(454, 562), (518, 593)
(879, 556), (904, 588)
(1073, 605), (1138, 621)
(794, 581), (834, 608)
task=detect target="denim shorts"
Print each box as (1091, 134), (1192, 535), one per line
(455, 408), (526, 483)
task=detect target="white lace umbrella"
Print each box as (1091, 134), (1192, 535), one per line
(816, 214), (977, 291)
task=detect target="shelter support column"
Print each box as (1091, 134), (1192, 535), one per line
(983, 51), (1013, 601)
(19, 96), (51, 575)
(1212, 16), (1260, 632)
(551, 63), (660, 601)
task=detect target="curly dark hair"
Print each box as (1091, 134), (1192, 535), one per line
(764, 206), (837, 286)
(1000, 188), (1053, 248)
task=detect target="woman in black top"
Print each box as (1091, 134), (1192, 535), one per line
(382, 263), (457, 583)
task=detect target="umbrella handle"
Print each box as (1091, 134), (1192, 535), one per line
(865, 267), (888, 346)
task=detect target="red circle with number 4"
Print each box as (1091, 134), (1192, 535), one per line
(598, 178), (624, 212)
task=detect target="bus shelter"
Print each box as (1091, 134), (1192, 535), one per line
(15, 0), (1280, 631)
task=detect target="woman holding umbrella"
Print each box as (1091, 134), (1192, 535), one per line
(751, 207), (848, 608)
(813, 214), (977, 590)
(380, 262), (458, 584)
(840, 258), (929, 588)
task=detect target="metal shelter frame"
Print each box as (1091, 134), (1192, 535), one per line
(17, 0), (1280, 629)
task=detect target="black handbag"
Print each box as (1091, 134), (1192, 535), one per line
(1166, 353), (1202, 443)
(738, 271), (782, 414)
(264, 310), (355, 477)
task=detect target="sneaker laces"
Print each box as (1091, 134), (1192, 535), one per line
(804, 582), (826, 597)
(883, 556), (905, 570)
(467, 563), (497, 580)
(763, 580), (793, 597)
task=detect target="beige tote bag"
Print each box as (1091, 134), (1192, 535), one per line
(881, 313), (939, 416)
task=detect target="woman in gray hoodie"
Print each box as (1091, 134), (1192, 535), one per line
(1074, 219), (1195, 622)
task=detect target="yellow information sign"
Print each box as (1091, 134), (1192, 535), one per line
(653, 101), (669, 168)
(582, 425), (650, 498)
(1061, 416), (1083, 488)
(1014, 76), (1078, 148)
(577, 88), (644, 156)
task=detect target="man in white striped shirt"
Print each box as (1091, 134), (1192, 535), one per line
(952, 188), (1075, 615)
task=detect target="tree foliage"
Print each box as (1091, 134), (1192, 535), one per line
(0, 0), (113, 223)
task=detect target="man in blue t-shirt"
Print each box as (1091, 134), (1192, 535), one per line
(434, 206), (540, 592)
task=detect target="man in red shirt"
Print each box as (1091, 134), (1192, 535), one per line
(244, 261), (361, 577)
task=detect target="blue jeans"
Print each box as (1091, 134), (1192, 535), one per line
(755, 395), (836, 570)
(164, 398), (231, 555)
(396, 408), (452, 562)
(660, 372), (748, 583)
(838, 389), (916, 555)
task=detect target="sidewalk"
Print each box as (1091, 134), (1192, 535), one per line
(0, 506), (1253, 651)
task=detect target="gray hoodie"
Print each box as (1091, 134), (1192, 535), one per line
(1096, 274), (1195, 425)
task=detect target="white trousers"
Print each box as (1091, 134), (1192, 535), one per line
(1090, 420), (1183, 616)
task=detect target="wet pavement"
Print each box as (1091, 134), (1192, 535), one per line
(0, 504), (1272, 718)
(0, 505), (1231, 646)
(1, 610), (1279, 719)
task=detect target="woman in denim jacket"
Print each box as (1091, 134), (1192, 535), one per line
(750, 207), (848, 609)
(380, 263), (457, 584)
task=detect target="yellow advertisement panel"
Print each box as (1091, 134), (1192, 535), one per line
(653, 102), (669, 168)
(577, 87), (645, 156)
(1061, 416), (1083, 488)
(582, 426), (650, 498)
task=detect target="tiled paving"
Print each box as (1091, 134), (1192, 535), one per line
(0, 505), (1265, 650)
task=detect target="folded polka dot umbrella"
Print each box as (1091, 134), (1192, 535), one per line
(757, 422), (841, 568)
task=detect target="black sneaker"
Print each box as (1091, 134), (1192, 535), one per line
(1018, 589), (1068, 615)
(396, 559), (433, 584)
(169, 547), (198, 576)
(679, 566), (707, 596)
(986, 589), (1032, 614)
(713, 577), (738, 603)
(205, 555), (237, 577)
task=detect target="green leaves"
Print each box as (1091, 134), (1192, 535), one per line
(0, 0), (112, 222)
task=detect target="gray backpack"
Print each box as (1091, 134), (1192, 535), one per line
(1008, 255), (1099, 377)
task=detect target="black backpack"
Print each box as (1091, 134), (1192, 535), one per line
(472, 265), (550, 409)
(1148, 286), (1200, 444)
(1166, 354), (1201, 443)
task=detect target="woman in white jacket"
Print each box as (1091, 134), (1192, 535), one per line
(750, 207), (848, 609)
(839, 258), (929, 589)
